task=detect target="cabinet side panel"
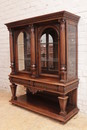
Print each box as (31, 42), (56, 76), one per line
(67, 23), (77, 80)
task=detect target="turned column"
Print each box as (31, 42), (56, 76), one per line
(9, 29), (15, 74)
(58, 96), (68, 116)
(10, 83), (17, 100)
(30, 25), (36, 78)
(60, 19), (67, 82)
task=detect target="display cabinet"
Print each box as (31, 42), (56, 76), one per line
(5, 11), (80, 123)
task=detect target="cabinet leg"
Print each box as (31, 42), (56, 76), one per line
(69, 89), (77, 107)
(58, 96), (68, 116)
(10, 83), (17, 100)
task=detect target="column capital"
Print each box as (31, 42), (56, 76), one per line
(60, 18), (66, 24)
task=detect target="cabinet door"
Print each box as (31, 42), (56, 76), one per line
(39, 27), (59, 76)
(15, 30), (31, 73)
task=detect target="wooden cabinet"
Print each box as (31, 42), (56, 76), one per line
(5, 11), (80, 123)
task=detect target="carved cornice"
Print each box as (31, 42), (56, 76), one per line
(5, 11), (80, 29)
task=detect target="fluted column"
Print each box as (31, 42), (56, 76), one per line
(30, 25), (36, 78)
(60, 19), (67, 82)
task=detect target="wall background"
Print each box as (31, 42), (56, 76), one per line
(0, 0), (87, 114)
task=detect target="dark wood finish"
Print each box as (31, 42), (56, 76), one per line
(9, 29), (15, 74)
(10, 94), (79, 123)
(60, 19), (66, 82)
(10, 83), (17, 100)
(58, 96), (68, 116)
(5, 11), (80, 29)
(5, 11), (80, 123)
(30, 25), (36, 77)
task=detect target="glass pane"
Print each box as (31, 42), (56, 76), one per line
(52, 41), (58, 71)
(40, 34), (46, 43)
(49, 34), (53, 43)
(41, 33), (47, 68)
(17, 32), (30, 71)
(48, 34), (53, 70)
(40, 28), (58, 75)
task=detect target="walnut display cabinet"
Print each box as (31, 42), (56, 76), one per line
(5, 11), (80, 123)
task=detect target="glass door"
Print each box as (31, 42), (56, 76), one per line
(17, 31), (31, 72)
(40, 28), (59, 75)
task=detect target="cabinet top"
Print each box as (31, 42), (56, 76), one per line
(5, 10), (80, 29)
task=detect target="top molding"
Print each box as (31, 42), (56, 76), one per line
(5, 10), (80, 29)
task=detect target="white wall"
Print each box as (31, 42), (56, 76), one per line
(0, 0), (87, 114)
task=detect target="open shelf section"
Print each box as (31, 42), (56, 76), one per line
(10, 94), (79, 123)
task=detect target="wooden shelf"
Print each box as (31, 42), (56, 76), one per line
(10, 94), (79, 123)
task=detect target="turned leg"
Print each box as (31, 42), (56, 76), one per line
(10, 83), (17, 100)
(26, 88), (31, 96)
(58, 96), (68, 116)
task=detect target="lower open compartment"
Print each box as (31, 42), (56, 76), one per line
(10, 92), (79, 123)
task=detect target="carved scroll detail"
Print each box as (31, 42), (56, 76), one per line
(27, 86), (43, 94)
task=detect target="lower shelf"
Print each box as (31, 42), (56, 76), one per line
(10, 94), (79, 123)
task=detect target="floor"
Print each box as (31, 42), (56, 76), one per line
(0, 88), (87, 130)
